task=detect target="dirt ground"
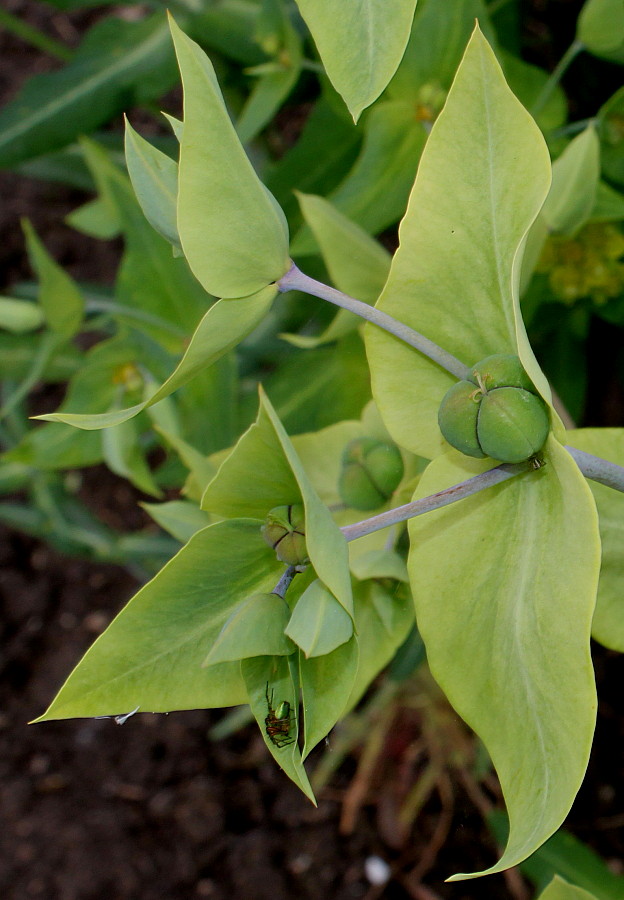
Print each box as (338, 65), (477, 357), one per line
(2, 1), (624, 898)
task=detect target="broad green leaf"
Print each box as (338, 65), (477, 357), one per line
(349, 549), (409, 583)
(81, 139), (206, 344)
(124, 118), (180, 251)
(101, 414), (162, 498)
(202, 389), (354, 617)
(346, 579), (414, 710)
(0, 13), (176, 168)
(187, 0), (265, 66)
(22, 220), (84, 337)
(409, 439), (600, 878)
(204, 591), (294, 664)
(285, 579), (353, 657)
(154, 428), (219, 503)
(296, 193), (391, 302)
(542, 127), (600, 235)
(170, 17), (291, 298)
(387, 0), (496, 99)
(489, 810), (624, 899)
(141, 499), (211, 543)
(36, 286), (277, 429)
(0, 298), (44, 333)
(566, 428), (624, 652)
(578, 0), (624, 62)
(291, 102), (426, 256)
(65, 197), (120, 239)
(538, 876), (600, 900)
(242, 655), (316, 802)
(300, 636), (358, 758)
(590, 181), (624, 221)
(501, 51), (567, 133)
(366, 27), (552, 460)
(36, 520), (283, 721)
(292, 420), (363, 505)
(294, 0), (418, 121)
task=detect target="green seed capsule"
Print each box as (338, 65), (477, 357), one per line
(438, 355), (550, 464)
(339, 437), (404, 510)
(261, 504), (308, 566)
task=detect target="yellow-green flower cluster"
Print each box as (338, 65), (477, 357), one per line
(537, 222), (624, 305)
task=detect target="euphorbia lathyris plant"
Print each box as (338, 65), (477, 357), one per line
(33, 14), (624, 886)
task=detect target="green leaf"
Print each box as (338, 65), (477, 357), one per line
(36, 286), (277, 429)
(300, 636), (358, 757)
(141, 499), (211, 543)
(501, 51), (567, 133)
(236, 0), (302, 144)
(566, 428), (624, 652)
(293, 0), (418, 121)
(409, 439), (600, 878)
(0, 13), (176, 168)
(578, 0), (624, 62)
(366, 26), (552, 459)
(101, 414), (162, 498)
(598, 87), (624, 187)
(170, 16), (291, 298)
(296, 193), (391, 302)
(36, 520), (283, 721)
(22, 220), (84, 337)
(349, 549), (409, 583)
(65, 197), (121, 239)
(538, 876), (600, 900)
(242, 655), (316, 802)
(291, 101), (426, 256)
(542, 126), (601, 235)
(203, 389), (354, 618)
(124, 118), (181, 252)
(0, 297), (45, 333)
(204, 591), (294, 665)
(489, 810), (624, 899)
(590, 180), (624, 221)
(285, 579), (353, 657)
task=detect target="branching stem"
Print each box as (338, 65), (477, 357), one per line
(278, 263), (471, 381)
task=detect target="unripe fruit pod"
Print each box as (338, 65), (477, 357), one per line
(261, 504), (308, 566)
(339, 437), (404, 510)
(438, 354), (550, 464)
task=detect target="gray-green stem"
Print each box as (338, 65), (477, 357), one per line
(278, 263), (471, 381)
(531, 39), (584, 117)
(341, 448), (624, 542)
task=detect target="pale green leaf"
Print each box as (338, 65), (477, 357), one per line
(170, 17), (290, 298)
(36, 286), (277, 429)
(124, 118), (181, 251)
(578, 0), (624, 62)
(300, 636), (359, 758)
(141, 499), (211, 543)
(101, 414), (162, 498)
(65, 197), (121, 239)
(0, 298), (45, 333)
(589, 180), (624, 222)
(409, 439), (600, 878)
(205, 592), (294, 664)
(349, 549), (409, 583)
(242, 655), (316, 802)
(538, 876), (600, 900)
(366, 27), (553, 459)
(566, 428), (624, 652)
(285, 579), (353, 657)
(542, 126), (600, 235)
(294, 0), (418, 120)
(36, 520), (283, 720)
(22, 220), (84, 338)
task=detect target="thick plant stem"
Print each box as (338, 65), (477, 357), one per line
(278, 262), (472, 381)
(567, 447), (624, 493)
(341, 463), (525, 542)
(531, 39), (584, 116)
(272, 565), (298, 598)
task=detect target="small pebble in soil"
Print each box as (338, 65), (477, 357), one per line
(364, 855), (391, 885)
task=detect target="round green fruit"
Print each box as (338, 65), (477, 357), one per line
(438, 355), (550, 464)
(339, 437), (404, 510)
(261, 504), (308, 566)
